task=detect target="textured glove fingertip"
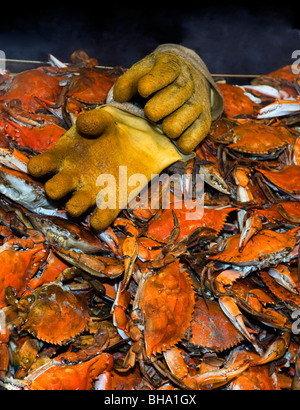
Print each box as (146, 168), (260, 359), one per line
(90, 207), (120, 232)
(177, 113), (211, 153)
(45, 171), (78, 201)
(76, 109), (115, 137)
(113, 78), (137, 103)
(66, 189), (95, 217)
(27, 153), (58, 178)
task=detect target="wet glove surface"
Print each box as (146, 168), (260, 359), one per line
(113, 50), (216, 153)
(27, 106), (184, 231)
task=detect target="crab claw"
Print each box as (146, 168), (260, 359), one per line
(255, 332), (290, 365)
(48, 54), (68, 68)
(122, 236), (139, 289)
(218, 296), (264, 356)
(268, 265), (299, 294)
(34, 96), (64, 120)
(53, 247), (124, 279)
(0, 141), (29, 173)
(214, 270), (245, 294)
(257, 99), (300, 118)
(111, 281), (131, 339)
(163, 345), (249, 390)
(27, 213), (109, 254)
(194, 359), (250, 390)
(200, 164), (231, 195)
(243, 84), (282, 100)
(0, 167), (58, 215)
(219, 296), (253, 343)
(239, 213), (263, 252)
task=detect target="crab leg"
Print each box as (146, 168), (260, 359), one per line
(113, 218), (140, 287)
(0, 147), (29, 173)
(213, 269), (245, 294)
(239, 213), (263, 251)
(257, 99), (300, 118)
(0, 167), (64, 216)
(243, 84), (282, 99)
(255, 332), (290, 365)
(53, 247), (124, 279)
(26, 213), (109, 254)
(151, 210), (181, 267)
(1, 102), (42, 127)
(164, 346), (249, 390)
(196, 144), (231, 195)
(219, 296), (263, 355)
(122, 236), (138, 288)
(219, 296), (253, 342)
(200, 163), (232, 195)
(194, 359), (250, 390)
(268, 265), (300, 294)
(233, 167), (253, 232)
(111, 281), (131, 339)
(98, 227), (121, 256)
(34, 96), (65, 120)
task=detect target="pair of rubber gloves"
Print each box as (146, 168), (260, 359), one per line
(28, 44), (224, 231)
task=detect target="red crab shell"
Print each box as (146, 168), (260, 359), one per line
(256, 165), (300, 198)
(223, 123), (292, 157)
(217, 83), (256, 118)
(248, 202), (300, 227)
(22, 282), (89, 344)
(139, 260), (195, 357)
(260, 269), (300, 309)
(276, 202), (300, 223)
(0, 68), (64, 113)
(3, 120), (66, 153)
(293, 135), (300, 165)
(263, 64), (298, 83)
(208, 117), (237, 143)
(27, 250), (69, 290)
(0, 237), (48, 308)
(25, 352), (113, 390)
(254, 202), (300, 225)
(67, 67), (122, 104)
(209, 229), (297, 267)
(184, 296), (243, 352)
(252, 64), (299, 97)
(146, 202), (237, 244)
(229, 349), (279, 390)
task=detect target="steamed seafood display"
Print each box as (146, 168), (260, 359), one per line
(0, 48), (300, 390)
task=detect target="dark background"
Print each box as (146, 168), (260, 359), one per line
(1, 4), (299, 75)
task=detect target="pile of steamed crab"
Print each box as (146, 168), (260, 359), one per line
(1, 51), (300, 390)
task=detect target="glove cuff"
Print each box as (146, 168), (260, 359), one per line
(154, 43), (224, 121)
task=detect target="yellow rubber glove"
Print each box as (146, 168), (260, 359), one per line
(27, 106), (184, 231)
(112, 46), (223, 153)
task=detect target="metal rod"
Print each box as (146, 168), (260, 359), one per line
(211, 73), (261, 78)
(0, 58), (47, 64)
(0, 58), (263, 78)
